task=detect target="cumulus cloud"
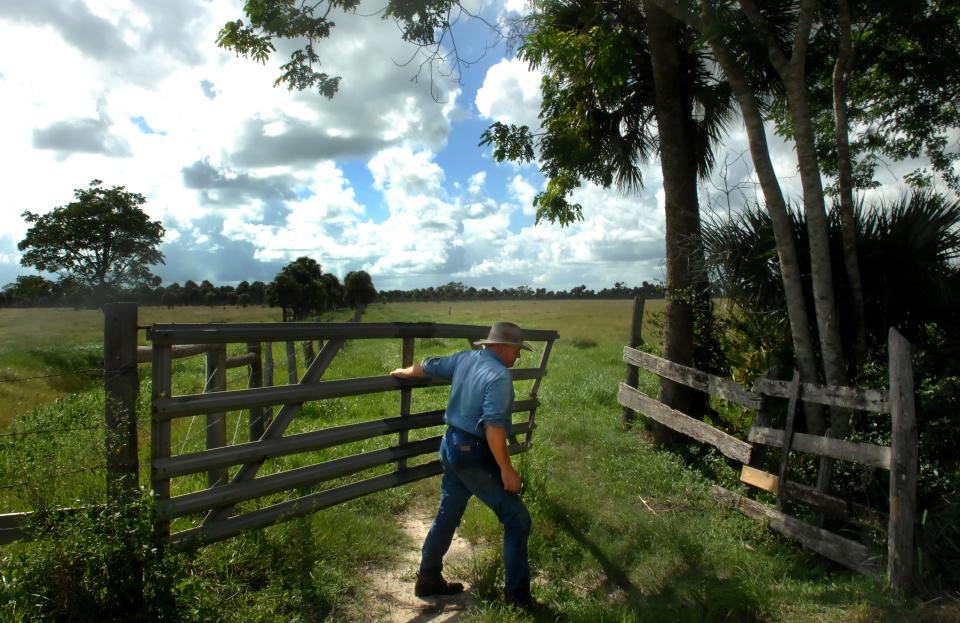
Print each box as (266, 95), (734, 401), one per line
(0, 0), (132, 62)
(475, 57), (542, 130)
(32, 98), (131, 157)
(0, 0), (674, 291)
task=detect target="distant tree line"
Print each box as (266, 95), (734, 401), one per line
(378, 280), (665, 302)
(0, 275), (663, 309)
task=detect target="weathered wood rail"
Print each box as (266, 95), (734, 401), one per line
(148, 320), (558, 549)
(618, 328), (918, 593)
(0, 305), (559, 553)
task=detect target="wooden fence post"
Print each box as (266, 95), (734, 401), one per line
(286, 341), (298, 384)
(263, 342), (274, 426)
(397, 337), (415, 471)
(103, 302), (140, 502)
(888, 328), (918, 594)
(102, 301), (143, 615)
(303, 340), (315, 366)
(247, 342), (265, 440)
(206, 345), (228, 487)
(621, 296), (645, 425)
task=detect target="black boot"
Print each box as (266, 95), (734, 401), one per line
(414, 572), (464, 597)
(504, 588), (536, 610)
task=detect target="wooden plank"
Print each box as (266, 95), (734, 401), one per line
(168, 441), (531, 549)
(0, 508), (90, 545)
(397, 337), (414, 471)
(617, 383), (752, 464)
(155, 403), (537, 479)
(103, 302), (140, 503)
(0, 512), (31, 545)
(525, 338), (555, 447)
(205, 345), (228, 487)
(740, 466), (887, 527)
(621, 297), (645, 424)
(246, 342), (265, 441)
(623, 347), (761, 410)
(711, 485), (883, 576)
(203, 338), (345, 524)
(263, 343), (274, 427)
(150, 344), (173, 539)
(747, 368), (778, 470)
(225, 351), (258, 369)
(138, 343), (212, 363)
(285, 341), (298, 385)
(888, 328), (918, 594)
(154, 367), (543, 420)
(752, 377), (888, 413)
(776, 371), (801, 509)
(159, 436), (446, 520)
(748, 426), (891, 470)
(148, 322), (561, 345)
(169, 461), (446, 549)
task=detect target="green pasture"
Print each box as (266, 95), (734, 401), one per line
(0, 300), (936, 622)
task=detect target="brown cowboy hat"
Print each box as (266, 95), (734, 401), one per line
(473, 321), (534, 351)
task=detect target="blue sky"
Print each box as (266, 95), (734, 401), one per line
(4, 0), (907, 293)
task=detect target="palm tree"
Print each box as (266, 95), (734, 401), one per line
(703, 191), (960, 371)
(485, 0), (735, 431)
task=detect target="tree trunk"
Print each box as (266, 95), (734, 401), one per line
(644, 0), (712, 439)
(698, 0), (827, 434)
(833, 0), (867, 373)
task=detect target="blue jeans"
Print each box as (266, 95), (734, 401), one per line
(420, 427), (531, 596)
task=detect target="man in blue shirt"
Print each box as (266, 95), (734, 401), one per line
(391, 321), (535, 608)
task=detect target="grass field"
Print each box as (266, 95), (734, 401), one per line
(0, 300), (942, 622)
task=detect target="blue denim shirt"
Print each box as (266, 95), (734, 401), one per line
(422, 348), (514, 436)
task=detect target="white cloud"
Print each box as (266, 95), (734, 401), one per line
(475, 57), (542, 130)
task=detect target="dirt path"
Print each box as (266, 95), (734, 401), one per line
(366, 510), (479, 623)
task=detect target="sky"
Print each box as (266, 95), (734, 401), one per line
(0, 0), (920, 293)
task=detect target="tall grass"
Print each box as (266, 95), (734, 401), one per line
(0, 301), (932, 621)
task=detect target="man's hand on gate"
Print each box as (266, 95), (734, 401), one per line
(390, 362), (425, 378)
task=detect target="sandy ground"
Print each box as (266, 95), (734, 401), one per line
(365, 511), (479, 623)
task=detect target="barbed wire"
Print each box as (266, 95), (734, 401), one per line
(0, 368), (101, 383)
(0, 424), (102, 439)
(0, 464), (105, 491)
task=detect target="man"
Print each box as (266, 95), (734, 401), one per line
(390, 321), (535, 608)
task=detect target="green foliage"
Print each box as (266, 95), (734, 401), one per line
(781, 0), (960, 192)
(268, 256), (327, 321)
(18, 180), (165, 301)
(216, 0), (361, 95)
(704, 191), (960, 377)
(0, 301), (945, 619)
(2, 276), (56, 306)
(0, 496), (185, 623)
(219, 0), (465, 97)
(342, 270), (377, 309)
(480, 1), (736, 228)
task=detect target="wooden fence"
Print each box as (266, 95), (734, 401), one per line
(0, 303), (559, 551)
(618, 328), (918, 593)
(147, 313), (558, 549)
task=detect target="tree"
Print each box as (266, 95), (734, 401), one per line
(343, 270), (377, 309)
(18, 180), (164, 305)
(482, 0), (733, 430)
(320, 273), (343, 311)
(269, 256), (327, 321)
(3, 275), (56, 306)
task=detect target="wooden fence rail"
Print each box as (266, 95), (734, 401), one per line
(0, 309), (559, 558)
(616, 329), (918, 594)
(147, 317), (558, 549)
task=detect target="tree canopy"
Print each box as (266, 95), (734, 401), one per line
(268, 256), (328, 321)
(18, 180), (165, 303)
(343, 270), (377, 309)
